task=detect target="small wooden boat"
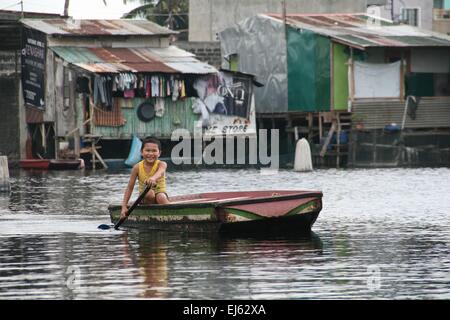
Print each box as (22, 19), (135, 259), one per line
(109, 190), (323, 234)
(49, 159), (81, 170)
(19, 159), (51, 169)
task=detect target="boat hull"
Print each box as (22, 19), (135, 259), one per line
(19, 159), (50, 169)
(108, 190), (322, 235)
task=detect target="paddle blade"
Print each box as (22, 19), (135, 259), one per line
(98, 224), (112, 230)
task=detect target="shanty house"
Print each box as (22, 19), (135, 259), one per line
(19, 18), (219, 167)
(0, 10), (64, 163)
(219, 13), (450, 167)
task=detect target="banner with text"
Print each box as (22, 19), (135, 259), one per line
(193, 71), (256, 138)
(21, 28), (46, 109)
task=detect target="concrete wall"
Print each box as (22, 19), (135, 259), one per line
(175, 41), (222, 68)
(376, 0), (434, 30)
(433, 17), (450, 34)
(189, 0), (369, 42)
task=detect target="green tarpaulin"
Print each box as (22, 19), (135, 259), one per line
(287, 26), (331, 112)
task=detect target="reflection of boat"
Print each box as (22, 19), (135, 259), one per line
(19, 159), (82, 170)
(19, 159), (51, 169)
(109, 190), (322, 234)
(48, 159), (81, 170)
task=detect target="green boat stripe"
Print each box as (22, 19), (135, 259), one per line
(223, 208), (264, 220)
(285, 200), (316, 216)
(110, 200), (319, 219)
(224, 200), (317, 220)
(110, 206), (215, 218)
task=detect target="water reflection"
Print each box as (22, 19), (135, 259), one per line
(111, 230), (325, 299)
(1, 168), (450, 299)
(120, 232), (169, 299)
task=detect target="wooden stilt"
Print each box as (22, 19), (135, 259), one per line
(307, 112), (313, 142)
(320, 122), (336, 158)
(337, 113), (341, 168)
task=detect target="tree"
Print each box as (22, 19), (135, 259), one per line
(122, 0), (188, 40)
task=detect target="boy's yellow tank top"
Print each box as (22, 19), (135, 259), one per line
(138, 160), (166, 193)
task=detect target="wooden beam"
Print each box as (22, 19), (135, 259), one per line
(307, 112), (313, 142)
(319, 113), (323, 141)
(336, 113), (341, 168)
(330, 42), (334, 110)
(93, 147), (108, 169)
(400, 54), (405, 101)
(320, 122), (336, 157)
(349, 48), (355, 108)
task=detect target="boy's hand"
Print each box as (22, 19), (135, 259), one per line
(120, 206), (128, 219)
(145, 177), (157, 188)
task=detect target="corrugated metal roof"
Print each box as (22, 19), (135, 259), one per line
(20, 19), (176, 36)
(51, 46), (217, 74)
(266, 13), (450, 49)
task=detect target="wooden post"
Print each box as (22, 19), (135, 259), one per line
(0, 156), (10, 193)
(330, 42), (334, 110)
(349, 48), (355, 110)
(307, 112), (313, 142)
(372, 130), (377, 164)
(89, 97), (96, 170)
(351, 131), (357, 167)
(320, 122), (336, 158)
(70, 71), (80, 159)
(319, 113), (323, 141)
(93, 147), (108, 169)
(336, 113), (341, 169)
(400, 53), (405, 101)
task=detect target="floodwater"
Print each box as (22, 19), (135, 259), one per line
(0, 167), (449, 300)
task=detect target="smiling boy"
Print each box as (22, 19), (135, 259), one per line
(120, 137), (169, 219)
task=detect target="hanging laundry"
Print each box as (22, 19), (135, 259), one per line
(93, 75), (113, 110)
(172, 79), (179, 101)
(151, 76), (159, 97)
(154, 98), (165, 117)
(166, 76), (170, 96)
(146, 76), (151, 98)
(180, 79), (186, 98)
(124, 89), (135, 99)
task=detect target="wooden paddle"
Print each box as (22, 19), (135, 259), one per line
(114, 183), (153, 230)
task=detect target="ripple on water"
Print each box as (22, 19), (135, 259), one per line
(0, 168), (449, 299)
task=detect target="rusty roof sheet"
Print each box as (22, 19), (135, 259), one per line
(20, 18), (176, 36)
(51, 46), (217, 74)
(266, 13), (450, 49)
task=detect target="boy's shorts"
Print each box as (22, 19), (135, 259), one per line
(155, 192), (169, 201)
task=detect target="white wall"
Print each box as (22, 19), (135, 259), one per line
(189, 0), (368, 42)
(372, 0), (434, 30)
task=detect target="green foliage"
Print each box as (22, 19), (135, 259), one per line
(123, 0), (189, 40)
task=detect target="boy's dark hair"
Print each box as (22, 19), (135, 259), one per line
(141, 137), (161, 151)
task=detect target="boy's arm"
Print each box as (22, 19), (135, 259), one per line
(146, 161), (167, 185)
(121, 165), (139, 211)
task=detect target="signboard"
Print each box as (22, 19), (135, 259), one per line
(21, 28), (46, 109)
(193, 72), (256, 138)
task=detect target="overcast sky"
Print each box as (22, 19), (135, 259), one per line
(0, 0), (142, 19)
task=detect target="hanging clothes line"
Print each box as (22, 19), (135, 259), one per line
(86, 73), (201, 110)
